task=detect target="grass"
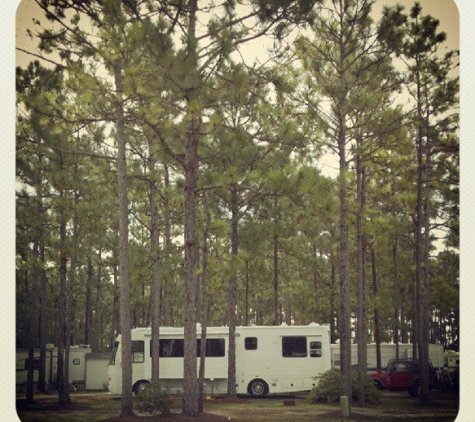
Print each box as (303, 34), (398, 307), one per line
(15, 390), (459, 422)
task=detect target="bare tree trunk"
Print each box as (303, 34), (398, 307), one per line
(38, 242), (48, 392)
(419, 121), (432, 405)
(356, 150), (367, 407)
(244, 259), (249, 326)
(371, 247), (382, 370)
(330, 262), (337, 343)
(199, 192), (211, 412)
(92, 250), (103, 351)
(338, 129), (352, 407)
(392, 238), (400, 359)
(182, 0), (200, 415)
(110, 252), (119, 350)
(57, 198), (69, 406)
(114, 60), (134, 417)
(313, 243), (319, 323)
(162, 165), (172, 326)
(150, 168), (162, 383)
(26, 242), (39, 404)
(227, 186), (239, 397)
(84, 258), (93, 345)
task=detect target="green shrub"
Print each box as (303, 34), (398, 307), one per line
(135, 382), (172, 415)
(308, 368), (381, 404)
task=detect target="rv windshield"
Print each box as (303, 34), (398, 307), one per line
(109, 341), (119, 365)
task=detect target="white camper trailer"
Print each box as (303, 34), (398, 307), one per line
(16, 344), (92, 391)
(107, 323), (331, 396)
(330, 343), (445, 371)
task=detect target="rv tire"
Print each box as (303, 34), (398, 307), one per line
(133, 380), (150, 396)
(248, 379), (269, 397)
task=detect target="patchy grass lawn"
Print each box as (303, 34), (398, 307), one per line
(16, 390), (459, 422)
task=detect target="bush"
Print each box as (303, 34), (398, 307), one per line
(135, 382), (172, 415)
(308, 368), (381, 404)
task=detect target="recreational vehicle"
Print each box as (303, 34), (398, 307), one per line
(107, 323), (331, 396)
(330, 342), (445, 371)
(16, 344), (92, 391)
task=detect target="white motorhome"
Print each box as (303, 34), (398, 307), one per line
(330, 342), (445, 370)
(107, 323), (331, 396)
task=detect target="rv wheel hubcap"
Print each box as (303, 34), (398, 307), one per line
(252, 382), (264, 395)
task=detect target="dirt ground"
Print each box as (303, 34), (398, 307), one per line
(16, 390), (459, 422)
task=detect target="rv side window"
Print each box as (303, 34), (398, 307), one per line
(24, 358), (40, 371)
(310, 341), (322, 358)
(109, 341), (119, 365)
(245, 337), (258, 350)
(159, 339), (185, 357)
(132, 340), (145, 363)
(197, 338), (226, 357)
(282, 336), (307, 358)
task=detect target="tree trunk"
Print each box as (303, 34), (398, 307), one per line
(371, 247), (382, 370)
(392, 238), (400, 359)
(330, 262), (337, 343)
(338, 128), (352, 407)
(26, 242), (39, 404)
(356, 149), (367, 407)
(150, 170), (162, 383)
(199, 192), (211, 412)
(38, 243), (48, 392)
(273, 196), (280, 325)
(84, 258), (93, 345)
(57, 197), (69, 406)
(182, 0), (200, 415)
(244, 259), (250, 326)
(227, 186), (239, 397)
(114, 60), (134, 417)
(162, 165), (172, 326)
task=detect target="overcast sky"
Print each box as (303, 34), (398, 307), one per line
(15, 0), (460, 68)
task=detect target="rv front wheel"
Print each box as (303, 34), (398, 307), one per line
(133, 380), (150, 396)
(248, 379), (268, 397)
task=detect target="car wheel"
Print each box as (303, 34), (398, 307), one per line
(248, 379), (268, 397)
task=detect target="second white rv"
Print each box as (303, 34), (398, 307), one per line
(107, 323), (331, 396)
(330, 342), (445, 370)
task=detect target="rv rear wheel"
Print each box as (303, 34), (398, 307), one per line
(133, 380), (150, 396)
(248, 379), (269, 397)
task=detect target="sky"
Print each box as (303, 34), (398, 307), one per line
(2, 1), (474, 421)
(15, 0), (460, 67)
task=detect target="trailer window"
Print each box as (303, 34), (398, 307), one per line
(24, 358), (40, 371)
(109, 341), (119, 365)
(197, 339), (226, 357)
(310, 341), (322, 358)
(282, 336), (307, 358)
(159, 339), (185, 357)
(245, 337), (258, 350)
(132, 340), (145, 363)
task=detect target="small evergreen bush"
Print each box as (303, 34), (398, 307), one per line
(135, 382), (172, 415)
(308, 368), (381, 404)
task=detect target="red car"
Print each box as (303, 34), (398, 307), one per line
(371, 359), (437, 397)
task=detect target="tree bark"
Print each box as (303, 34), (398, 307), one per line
(227, 186), (239, 397)
(199, 192), (211, 412)
(182, 0), (200, 415)
(150, 144), (162, 383)
(114, 60), (134, 417)
(371, 247), (382, 370)
(338, 127), (352, 407)
(356, 148), (367, 407)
